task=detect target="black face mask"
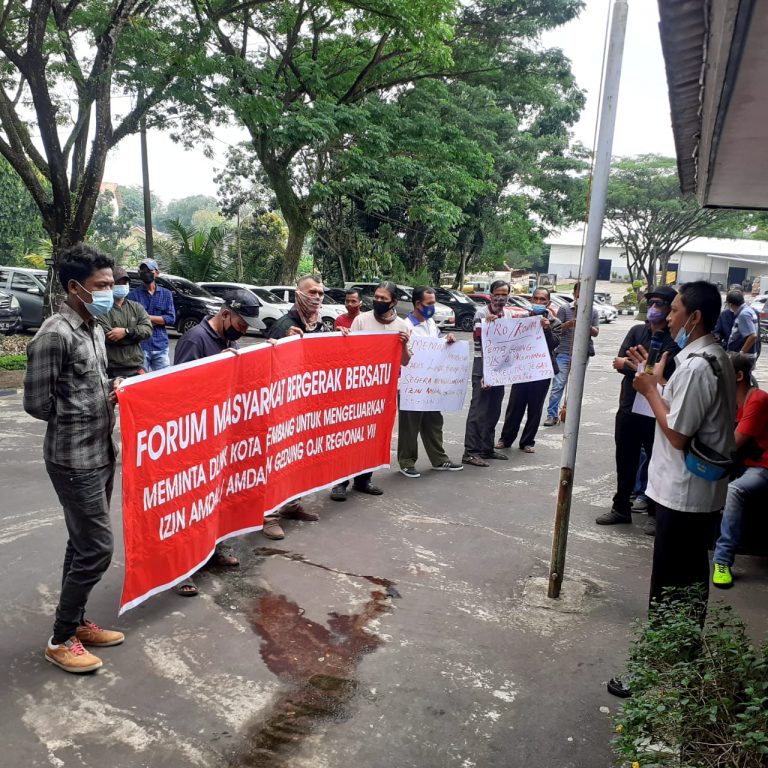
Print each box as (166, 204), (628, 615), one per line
(223, 320), (243, 341)
(372, 300), (391, 316)
(140, 272), (155, 285)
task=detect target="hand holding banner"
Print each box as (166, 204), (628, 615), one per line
(481, 316), (554, 386)
(399, 338), (471, 412)
(117, 333), (400, 613)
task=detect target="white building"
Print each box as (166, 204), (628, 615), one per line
(546, 227), (768, 288)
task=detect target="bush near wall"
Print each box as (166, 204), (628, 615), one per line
(0, 354), (26, 370)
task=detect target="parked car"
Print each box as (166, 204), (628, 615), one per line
(263, 285), (347, 332)
(553, 292), (617, 323)
(325, 287), (374, 311)
(0, 266), (47, 328)
(435, 287), (479, 332)
(0, 287), (23, 335)
(344, 282), (455, 328)
(517, 293), (561, 317)
(127, 271), (223, 335)
(198, 282), (289, 334)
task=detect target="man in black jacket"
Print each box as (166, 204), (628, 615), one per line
(496, 287), (562, 453)
(597, 286), (679, 527)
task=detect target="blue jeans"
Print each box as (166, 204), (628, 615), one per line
(143, 348), (170, 371)
(713, 467), (768, 566)
(634, 447), (649, 499)
(546, 354), (571, 420)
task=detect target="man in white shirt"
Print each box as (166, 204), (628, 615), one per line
(330, 281), (411, 501)
(397, 286), (464, 477)
(633, 281), (736, 615)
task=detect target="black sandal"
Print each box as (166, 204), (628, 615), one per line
(173, 579), (199, 597)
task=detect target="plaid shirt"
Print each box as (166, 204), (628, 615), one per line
(24, 302), (117, 468)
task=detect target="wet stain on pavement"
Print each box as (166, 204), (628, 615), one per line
(225, 548), (398, 767)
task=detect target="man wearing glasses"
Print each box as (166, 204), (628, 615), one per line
(597, 286), (680, 527)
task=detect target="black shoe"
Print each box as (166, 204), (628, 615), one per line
(399, 467), (420, 478)
(643, 516), (656, 536)
(354, 483), (383, 496)
(595, 510), (632, 525)
(330, 484), (347, 501)
(607, 676), (632, 698)
(480, 451), (509, 461)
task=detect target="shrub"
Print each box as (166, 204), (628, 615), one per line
(0, 354), (26, 370)
(613, 590), (768, 767)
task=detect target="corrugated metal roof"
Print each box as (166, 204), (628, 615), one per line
(657, 0), (708, 195)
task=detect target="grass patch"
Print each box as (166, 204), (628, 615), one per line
(0, 354), (26, 370)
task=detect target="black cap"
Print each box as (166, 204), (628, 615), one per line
(224, 296), (260, 328)
(646, 285), (677, 304)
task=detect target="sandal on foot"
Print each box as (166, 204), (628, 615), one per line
(462, 454), (489, 467)
(520, 445), (535, 453)
(207, 546), (240, 567)
(174, 579), (199, 597)
(495, 440), (509, 449)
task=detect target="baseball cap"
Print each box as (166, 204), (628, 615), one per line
(139, 259), (159, 271)
(112, 265), (129, 282)
(646, 286), (677, 304)
(225, 295), (260, 328)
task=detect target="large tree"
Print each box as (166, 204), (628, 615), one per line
(604, 155), (743, 286)
(0, 0), (201, 308)
(0, 156), (45, 263)
(193, 0), (457, 282)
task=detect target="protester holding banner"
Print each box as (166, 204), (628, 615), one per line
(496, 287), (562, 454)
(23, 244), (125, 674)
(331, 282), (412, 500)
(97, 266), (152, 378)
(268, 275), (338, 522)
(334, 288), (364, 330)
(462, 280), (517, 467)
(170, 295), (263, 595)
(397, 286), (464, 478)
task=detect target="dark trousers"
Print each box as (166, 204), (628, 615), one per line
(463, 358), (505, 456)
(612, 411), (657, 515)
(338, 472), (373, 490)
(649, 503), (718, 621)
(46, 461), (115, 643)
(499, 379), (551, 448)
(398, 409), (450, 468)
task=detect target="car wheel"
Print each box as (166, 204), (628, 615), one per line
(178, 316), (200, 335)
(459, 313), (474, 332)
(321, 317), (335, 333)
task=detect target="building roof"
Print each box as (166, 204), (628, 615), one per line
(546, 227), (768, 260)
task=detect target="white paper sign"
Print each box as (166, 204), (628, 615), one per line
(481, 316), (554, 386)
(399, 338), (471, 412)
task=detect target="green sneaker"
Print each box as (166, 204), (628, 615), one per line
(712, 563), (733, 589)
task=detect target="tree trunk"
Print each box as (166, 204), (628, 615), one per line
(280, 217), (311, 283)
(453, 247), (469, 289)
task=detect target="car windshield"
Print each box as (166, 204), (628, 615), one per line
(323, 295), (339, 305)
(250, 287), (284, 304)
(448, 290), (472, 303)
(165, 277), (215, 298)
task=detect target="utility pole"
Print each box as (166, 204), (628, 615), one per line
(548, 0), (628, 599)
(140, 100), (154, 259)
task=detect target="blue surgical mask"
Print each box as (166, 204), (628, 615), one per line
(675, 318), (693, 349)
(647, 307), (666, 324)
(78, 283), (114, 317)
(531, 304), (547, 316)
(420, 305), (436, 319)
(113, 285), (130, 300)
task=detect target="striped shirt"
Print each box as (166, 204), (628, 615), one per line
(23, 302), (117, 468)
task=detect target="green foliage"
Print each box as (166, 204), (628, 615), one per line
(0, 354), (26, 371)
(154, 219), (229, 282)
(613, 591), (768, 768)
(161, 196), (220, 233)
(0, 158), (46, 265)
(236, 212), (289, 284)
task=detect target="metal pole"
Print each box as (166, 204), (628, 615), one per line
(548, 0), (628, 599)
(140, 107), (154, 260)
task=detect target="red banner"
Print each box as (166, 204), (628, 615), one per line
(117, 333), (401, 613)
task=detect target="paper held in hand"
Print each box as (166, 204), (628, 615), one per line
(399, 337), (471, 412)
(481, 316), (554, 386)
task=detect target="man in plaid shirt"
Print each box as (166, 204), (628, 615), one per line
(24, 244), (125, 674)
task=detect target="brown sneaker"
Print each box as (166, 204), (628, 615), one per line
(45, 637), (103, 673)
(262, 516), (285, 540)
(279, 503), (319, 522)
(75, 620), (125, 647)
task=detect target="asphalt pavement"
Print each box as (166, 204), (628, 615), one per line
(1, 315), (767, 768)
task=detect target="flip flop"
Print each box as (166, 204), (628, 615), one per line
(173, 579), (199, 597)
(207, 547), (240, 567)
(520, 445), (535, 453)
